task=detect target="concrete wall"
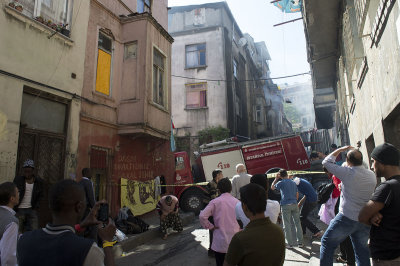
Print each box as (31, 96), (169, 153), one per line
(171, 27), (227, 136)
(169, 2), (252, 138)
(82, 1), (172, 138)
(336, 1), (400, 155)
(78, 0), (174, 215)
(0, 0), (90, 182)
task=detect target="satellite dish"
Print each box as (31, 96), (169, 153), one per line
(238, 37), (247, 47)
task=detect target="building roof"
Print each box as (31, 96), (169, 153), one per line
(168, 1), (244, 36)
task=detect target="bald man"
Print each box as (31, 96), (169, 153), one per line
(231, 164), (251, 199)
(320, 146), (376, 266)
(17, 180), (116, 266)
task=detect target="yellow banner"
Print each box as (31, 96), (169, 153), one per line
(95, 49), (111, 95)
(120, 178), (158, 216)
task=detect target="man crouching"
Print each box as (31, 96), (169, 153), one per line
(156, 195), (183, 240)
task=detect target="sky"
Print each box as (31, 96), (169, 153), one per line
(168, 0), (311, 85)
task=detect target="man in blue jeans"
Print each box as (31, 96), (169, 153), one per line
(271, 169), (303, 248)
(321, 146), (376, 266)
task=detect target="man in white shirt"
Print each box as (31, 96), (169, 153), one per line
(13, 159), (43, 232)
(236, 174), (280, 228)
(231, 164), (251, 199)
(0, 182), (20, 266)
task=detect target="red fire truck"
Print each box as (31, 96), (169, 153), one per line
(174, 135), (311, 213)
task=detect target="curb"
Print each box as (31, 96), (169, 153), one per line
(113, 212), (195, 257)
(308, 238), (321, 265)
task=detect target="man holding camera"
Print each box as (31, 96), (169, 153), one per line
(17, 179), (116, 266)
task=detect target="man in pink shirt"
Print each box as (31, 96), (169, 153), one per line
(199, 178), (240, 266)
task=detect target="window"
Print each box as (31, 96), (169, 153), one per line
(95, 32), (113, 96)
(235, 97), (241, 117)
(21, 92), (67, 134)
(355, 0), (370, 35)
(185, 44), (206, 68)
(137, 0), (151, 13)
(175, 156), (185, 171)
(302, 117), (308, 126)
(153, 48), (166, 107)
(255, 105), (262, 122)
(233, 59), (238, 78)
(18, 0), (72, 29)
(124, 42), (137, 59)
(193, 8), (205, 25)
(186, 83), (207, 108)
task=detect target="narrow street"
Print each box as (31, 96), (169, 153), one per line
(115, 218), (341, 266)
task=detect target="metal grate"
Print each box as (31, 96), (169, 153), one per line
(17, 129), (65, 227)
(343, 8), (356, 77)
(357, 57), (369, 89)
(37, 135), (64, 184)
(371, 0), (396, 47)
(355, 0), (370, 36)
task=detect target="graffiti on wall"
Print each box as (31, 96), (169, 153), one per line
(0, 111), (8, 141)
(121, 178), (157, 216)
(115, 155), (155, 181)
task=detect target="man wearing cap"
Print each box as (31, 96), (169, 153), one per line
(13, 159), (43, 232)
(359, 143), (400, 265)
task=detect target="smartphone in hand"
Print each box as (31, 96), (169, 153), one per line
(97, 203), (109, 222)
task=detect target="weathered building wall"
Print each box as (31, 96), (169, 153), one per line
(0, 0), (90, 182)
(78, 0), (174, 215)
(171, 27), (227, 136)
(169, 2), (253, 139)
(337, 1), (400, 157)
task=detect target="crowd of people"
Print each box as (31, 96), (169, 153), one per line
(197, 142), (400, 266)
(1, 142), (399, 266)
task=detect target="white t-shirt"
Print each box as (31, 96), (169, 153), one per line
(235, 199), (280, 227)
(19, 183), (33, 208)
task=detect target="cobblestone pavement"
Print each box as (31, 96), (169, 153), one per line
(116, 218), (343, 266)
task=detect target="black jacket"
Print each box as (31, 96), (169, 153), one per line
(13, 175), (44, 210)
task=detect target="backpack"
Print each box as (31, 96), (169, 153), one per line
(317, 182), (335, 204)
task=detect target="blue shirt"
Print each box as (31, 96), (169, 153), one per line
(293, 178), (317, 202)
(275, 179), (298, 205)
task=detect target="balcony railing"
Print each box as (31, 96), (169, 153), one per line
(354, 0), (370, 36)
(370, 0), (396, 47)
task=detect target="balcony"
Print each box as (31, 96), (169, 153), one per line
(116, 13), (174, 139)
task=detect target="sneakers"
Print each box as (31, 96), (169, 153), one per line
(313, 230), (324, 238)
(297, 243), (304, 248)
(286, 244), (295, 249)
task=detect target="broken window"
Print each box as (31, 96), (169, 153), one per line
(233, 59), (238, 78)
(17, 0), (72, 28)
(186, 83), (207, 109)
(153, 48), (166, 107)
(255, 105), (262, 123)
(185, 44), (206, 68)
(137, 0), (151, 13)
(96, 31), (113, 96)
(21, 92), (67, 134)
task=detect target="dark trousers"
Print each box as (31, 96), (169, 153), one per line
(335, 198), (355, 265)
(208, 216), (214, 249)
(17, 208), (38, 232)
(340, 236), (356, 265)
(300, 201), (320, 234)
(214, 251), (225, 266)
